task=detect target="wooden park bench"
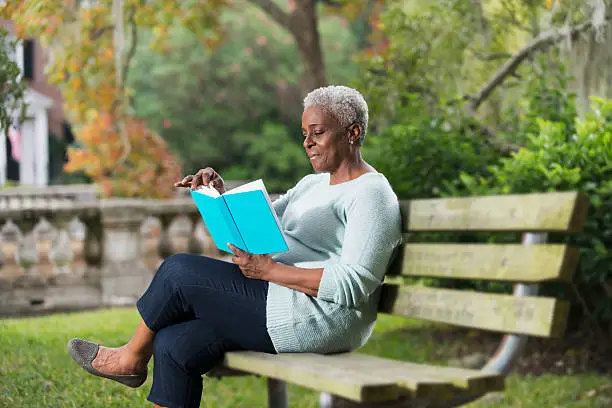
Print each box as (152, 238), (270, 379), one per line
(208, 191), (589, 407)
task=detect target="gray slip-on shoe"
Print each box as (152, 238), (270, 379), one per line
(67, 338), (147, 388)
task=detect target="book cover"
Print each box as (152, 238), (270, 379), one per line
(190, 179), (289, 255)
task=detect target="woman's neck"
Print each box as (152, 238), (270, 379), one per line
(328, 153), (375, 185)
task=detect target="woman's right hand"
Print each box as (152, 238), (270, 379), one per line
(174, 167), (226, 194)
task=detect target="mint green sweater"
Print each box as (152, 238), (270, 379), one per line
(267, 172), (402, 354)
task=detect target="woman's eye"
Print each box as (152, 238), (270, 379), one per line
(314, 130), (325, 135)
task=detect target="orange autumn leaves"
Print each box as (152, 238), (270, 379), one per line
(65, 113), (182, 198)
(1, 0), (229, 198)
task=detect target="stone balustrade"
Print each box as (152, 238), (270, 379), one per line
(0, 197), (223, 317)
(0, 184), (99, 210)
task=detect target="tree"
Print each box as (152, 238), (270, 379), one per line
(128, 6), (358, 175)
(1, 0), (378, 196)
(0, 27), (26, 136)
(358, 0), (612, 155)
(1, 1), (228, 197)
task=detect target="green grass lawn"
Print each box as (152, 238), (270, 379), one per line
(0, 308), (609, 407)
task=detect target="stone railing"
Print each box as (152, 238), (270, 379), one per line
(0, 184), (99, 210)
(0, 197), (225, 317)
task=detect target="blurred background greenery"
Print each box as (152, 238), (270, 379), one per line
(3, 0), (612, 361)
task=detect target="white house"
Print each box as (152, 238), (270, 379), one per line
(2, 21), (69, 187)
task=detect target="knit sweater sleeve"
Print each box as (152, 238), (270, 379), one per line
(272, 189), (292, 220)
(316, 182), (402, 308)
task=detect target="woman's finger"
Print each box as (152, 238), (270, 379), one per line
(174, 175), (192, 187)
(191, 169), (205, 190)
(202, 168), (217, 186)
(227, 243), (241, 254)
(181, 175), (194, 186)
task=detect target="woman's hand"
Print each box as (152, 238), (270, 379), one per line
(228, 244), (275, 280)
(174, 167), (225, 194)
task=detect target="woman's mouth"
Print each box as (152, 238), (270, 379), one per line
(309, 154), (320, 161)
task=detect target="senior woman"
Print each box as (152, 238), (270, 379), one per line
(68, 85), (402, 408)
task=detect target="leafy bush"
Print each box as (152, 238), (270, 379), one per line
(455, 97), (612, 334)
(364, 99), (499, 199)
(501, 54), (578, 147)
(223, 122), (311, 193)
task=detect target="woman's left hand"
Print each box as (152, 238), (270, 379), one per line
(227, 243), (275, 280)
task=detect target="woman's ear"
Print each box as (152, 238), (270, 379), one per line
(348, 124), (361, 144)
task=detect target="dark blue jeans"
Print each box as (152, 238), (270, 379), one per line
(136, 253), (276, 408)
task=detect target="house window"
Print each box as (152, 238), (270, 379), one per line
(23, 39), (34, 80)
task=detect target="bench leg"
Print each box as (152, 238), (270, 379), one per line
(319, 393), (413, 408)
(319, 392), (486, 408)
(267, 378), (288, 408)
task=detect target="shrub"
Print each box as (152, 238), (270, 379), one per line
(455, 97), (612, 336)
(364, 99), (499, 199)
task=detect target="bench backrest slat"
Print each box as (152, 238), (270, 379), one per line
(387, 243), (578, 282)
(401, 191), (589, 232)
(378, 284), (569, 338)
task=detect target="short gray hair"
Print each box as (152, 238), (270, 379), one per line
(303, 85), (369, 144)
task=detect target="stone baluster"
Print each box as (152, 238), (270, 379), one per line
(13, 212), (43, 287)
(77, 210), (103, 286)
(34, 217), (55, 280)
(99, 200), (152, 307)
(47, 213), (75, 280)
(187, 213), (205, 255)
(66, 216), (88, 277)
(157, 213), (175, 259)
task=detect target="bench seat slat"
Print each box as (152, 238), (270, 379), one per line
(388, 243), (578, 282)
(223, 351), (458, 402)
(221, 351), (505, 402)
(402, 191), (588, 232)
(223, 351), (400, 402)
(379, 285), (569, 337)
(334, 353), (504, 395)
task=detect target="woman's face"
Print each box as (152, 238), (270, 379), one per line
(301, 106), (352, 173)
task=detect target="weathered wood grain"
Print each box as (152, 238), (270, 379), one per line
(334, 353), (505, 395)
(400, 191), (589, 232)
(386, 244), (578, 282)
(378, 285), (569, 338)
(223, 351), (456, 402)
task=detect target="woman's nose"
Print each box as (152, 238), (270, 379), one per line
(303, 135), (314, 148)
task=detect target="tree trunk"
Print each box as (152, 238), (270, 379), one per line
(248, 0), (327, 94)
(290, 0), (327, 93)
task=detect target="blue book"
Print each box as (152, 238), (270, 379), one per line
(189, 179), (289, 255)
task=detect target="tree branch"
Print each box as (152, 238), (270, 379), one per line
(91, 25), (113, 40)
(121, 7), (137, 89)
(471, 121), (522, 156)
(247, 0), (291, 30)
(471, 51), (512, 61)
(469, 20), (596, 112)
(317, 0), (342, 7)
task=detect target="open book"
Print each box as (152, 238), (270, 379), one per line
(190, 179), (289, 254)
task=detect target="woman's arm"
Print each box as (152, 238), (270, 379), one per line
(266, 263), (323, 297)
(227, 243), (322, 297)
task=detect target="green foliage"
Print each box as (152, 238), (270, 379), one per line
(1, 309), (611, 407)
(129, 7), (357, 189)
(0, 27), (26, 134)
(502, 54), (578, 146)
(456, 97), (612, 332)
(363, 97), (499, 199)
(223, 122), (311, 192)
(356, 1), (479, 130)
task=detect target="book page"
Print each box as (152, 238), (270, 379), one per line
(194, 185), (221, 198)
(223, 179), (287, 246)
(223, 179), (264, 195)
